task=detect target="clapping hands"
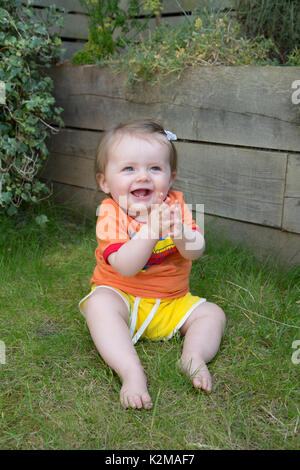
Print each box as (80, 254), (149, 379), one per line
(147, 193), (183, 240)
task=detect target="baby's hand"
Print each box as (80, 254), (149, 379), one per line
(169, 200), (183, 240)
(147, 193), (173, 239)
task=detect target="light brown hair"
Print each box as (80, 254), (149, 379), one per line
(95, 119), (178, 177)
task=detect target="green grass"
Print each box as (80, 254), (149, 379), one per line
(0, 202), (299, 450)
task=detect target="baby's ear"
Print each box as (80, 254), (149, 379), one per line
(96, 173), (109, 194)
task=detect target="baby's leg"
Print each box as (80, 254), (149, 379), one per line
(179, 302), (226, 392)
(85, 288), (152, 409)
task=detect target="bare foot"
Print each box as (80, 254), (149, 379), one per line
(177, 354), (212, 393)
(120, 369), (153, 410)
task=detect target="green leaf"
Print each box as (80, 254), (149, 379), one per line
(7, 204), (18, 216)
(35, 214), (49, 228)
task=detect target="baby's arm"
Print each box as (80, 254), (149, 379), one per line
(107, 224), (157, 277)
(174, 225), (205, 260)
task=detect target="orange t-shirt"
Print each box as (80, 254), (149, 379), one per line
(91, 190), (200, 299)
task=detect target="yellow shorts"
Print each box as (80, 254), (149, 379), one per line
(79, 285), (206, 344)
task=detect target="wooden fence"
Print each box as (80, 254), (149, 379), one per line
(43, 64), (300, 266)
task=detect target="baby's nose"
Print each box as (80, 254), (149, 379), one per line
(136, 169), (149, 181)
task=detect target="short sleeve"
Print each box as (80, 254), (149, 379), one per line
(95, 199), (129, 264)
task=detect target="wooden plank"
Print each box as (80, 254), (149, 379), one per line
(42, 152), (96, 189)
(205, 214), (300, 267)
(285, 154), (300, 198)
(147, 14), (187, 29)
(43, 128), (102, 189)
(46, 127), (102, 160)
(43, 129), (287, 227)
(173, 142), (286, 228)
(48, 65), (300, 152)
(282, 154), (300, 233)
(50, 181), (105, 215)
(60, 40), (87, 62)
(53, 12), (89, 40)
(283, 198), (300, 234)
(31, 6), (89, 40)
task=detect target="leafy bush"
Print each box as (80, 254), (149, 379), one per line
(287, 48), (300, 66)
(72, 0), (151, 65)
(72, 1), (298, 79)
(234, 0), (300, 64)
(0, 0), (64, 216)
(107, 8), (276, 85)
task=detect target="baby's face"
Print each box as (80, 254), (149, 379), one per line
(97, 134), (176, 219)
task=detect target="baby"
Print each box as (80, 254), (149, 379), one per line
(79, 120), (226, 410)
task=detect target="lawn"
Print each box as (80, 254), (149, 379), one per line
(0, 203), (299, 450)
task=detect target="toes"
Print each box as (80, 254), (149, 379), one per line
(179, 359), (212, 393)
(205, 377), (212, 393)
(193, 377), (202, 389)
(144, 402), (153, 410)
(120, 391), (152, 410)
(121, 394), (142, 409)
(120, 394), (130, 409)
(131, 395), (143, 409)
(193, 375), (212, 393)
(141, 392), (153, 410)
(127, 395), (138, 409)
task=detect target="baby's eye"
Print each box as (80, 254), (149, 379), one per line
(123, 166), (134, 172)
(151, 166), (161, 171)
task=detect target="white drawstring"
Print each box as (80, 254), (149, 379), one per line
(131, 299), (161, 345)
(129, 297), (140, 337)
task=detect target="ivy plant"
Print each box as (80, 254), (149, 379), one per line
(0, 0), (64, 216)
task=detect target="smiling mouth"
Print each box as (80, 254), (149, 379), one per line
(131, 189), (153, 199)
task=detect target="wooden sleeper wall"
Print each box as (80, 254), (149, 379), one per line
(27, 0), (300, 265)
(43, 65), (300, 266)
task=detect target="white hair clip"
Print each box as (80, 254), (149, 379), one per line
(164, 130), (177, 141)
